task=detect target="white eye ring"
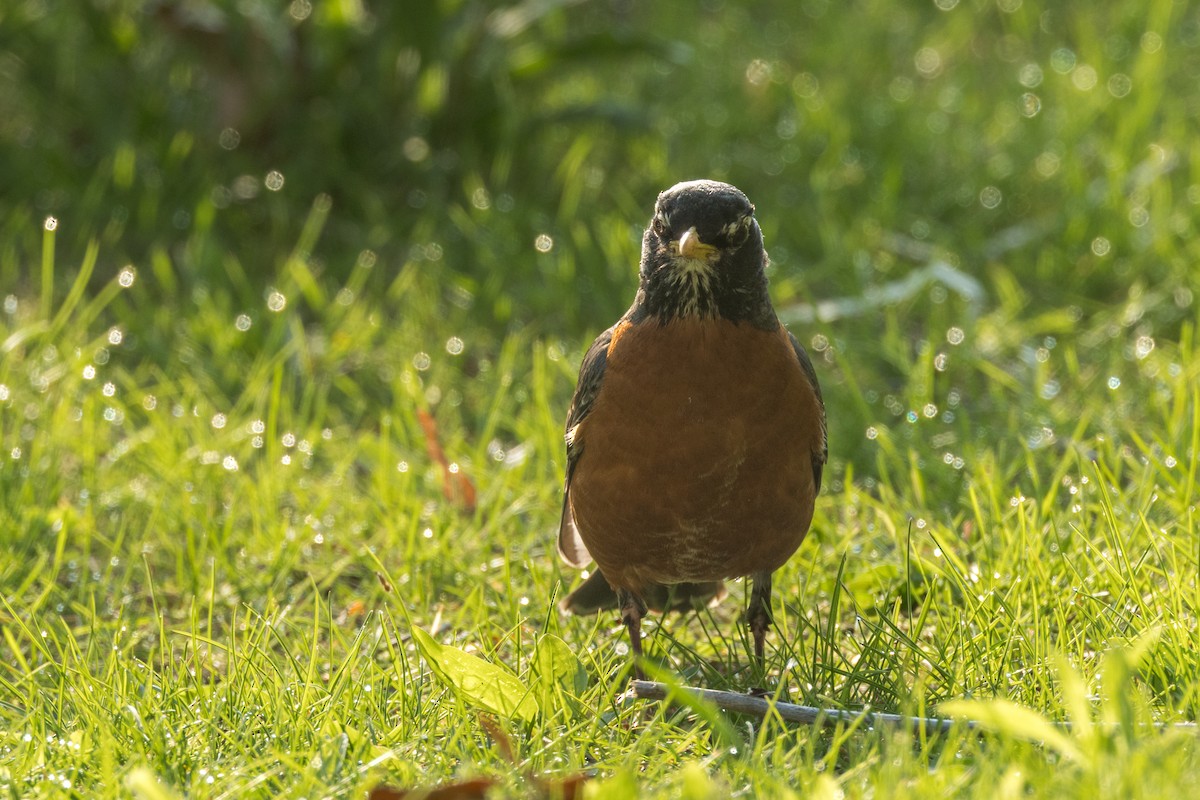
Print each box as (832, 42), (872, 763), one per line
(721, 216), (752, 244)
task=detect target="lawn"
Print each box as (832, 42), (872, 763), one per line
(2, 1), (1199, 797)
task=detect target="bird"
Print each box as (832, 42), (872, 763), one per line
(557, 179), (827, 680)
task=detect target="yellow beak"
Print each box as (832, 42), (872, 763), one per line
(678, 227), (716, 260)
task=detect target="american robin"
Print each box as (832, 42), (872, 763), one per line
(558, 179), (827, 679)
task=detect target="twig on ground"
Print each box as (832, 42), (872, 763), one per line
(632, 680), (966, 734)
(631, 681), (1199, 735)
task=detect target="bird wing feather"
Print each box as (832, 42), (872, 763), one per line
(557, 325), (615, 567)
(787, 330), (828, 494)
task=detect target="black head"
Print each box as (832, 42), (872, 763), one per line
(633, 180), (775, 328)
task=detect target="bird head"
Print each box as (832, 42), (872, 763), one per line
(636, 180), (772, 325)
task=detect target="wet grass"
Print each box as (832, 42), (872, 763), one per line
(3, 1), (1200, 797)
(1, 207), (1197, 797)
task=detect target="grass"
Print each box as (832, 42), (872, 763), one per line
(2, 211), (1197, 797)
(3, 1), (1200, 797)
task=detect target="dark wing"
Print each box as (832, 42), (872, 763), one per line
(787, 330), (827, 494)
(557, 325), (614, 567)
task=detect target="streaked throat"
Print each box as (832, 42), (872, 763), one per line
(663, 255), (718, 319)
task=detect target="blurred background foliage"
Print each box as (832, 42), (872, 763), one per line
(5, 4), (1200, 793)
(4, 0), (1197, 326)
(1, 0), (1199, 500)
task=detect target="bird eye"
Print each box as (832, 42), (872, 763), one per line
(651, 214), (669, 238)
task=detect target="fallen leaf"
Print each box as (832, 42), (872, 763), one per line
(412, 626), (539, 722)
(416, 408), (477, 511)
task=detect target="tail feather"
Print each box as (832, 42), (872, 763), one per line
(560, 569), (726, 615)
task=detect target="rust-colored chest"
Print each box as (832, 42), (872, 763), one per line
(568, 317), (823, 591)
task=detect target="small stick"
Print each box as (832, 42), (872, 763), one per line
(632, 681), (1199, 735)
(632, 680), (967, 734)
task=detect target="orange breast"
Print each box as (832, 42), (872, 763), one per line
(568, 318), (822, 592)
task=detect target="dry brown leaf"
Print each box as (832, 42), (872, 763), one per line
(416, 408), (477, 511)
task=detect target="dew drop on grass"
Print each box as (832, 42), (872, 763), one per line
(889, 76), (915, 102)
(1107, 376), (1121, 390)
(267, 291), (287, 312)
(534, 234), (553, 253)
(1108, 73), (1132, 98)
(1050, 47), (1076, 74)
(1035, 152), (1061, 177)
(1018, 63), (1043, 88)
(82, 365), (96, 380)
(236, 314), (252, 331)
(446, 336), (464, 355)
(397, 460), (409, 472)
(914, 47), (942, 78)
(102, 382), (116, 397)
(44, 217), (58, 232)
(118, 266), (136, 287)
(1071, 65), (1098, 91)
(403, 136), (430, 162)
(413, 352), (431, 371)
(211, 413), (226, 429)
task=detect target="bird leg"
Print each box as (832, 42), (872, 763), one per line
(746, 571), (774, 666)
(616, 588), (648, 680)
